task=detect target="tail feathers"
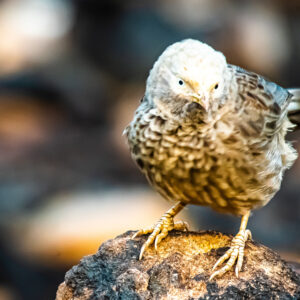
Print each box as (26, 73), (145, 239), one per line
(287, 88), (300, 129)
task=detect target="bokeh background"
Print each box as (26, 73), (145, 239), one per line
(0, 0), (299, 299)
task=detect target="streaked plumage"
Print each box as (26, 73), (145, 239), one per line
(125, 39), (300, 279)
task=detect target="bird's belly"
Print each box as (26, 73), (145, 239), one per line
(129, 115), (293, 216)
(143, 144), (282, 216)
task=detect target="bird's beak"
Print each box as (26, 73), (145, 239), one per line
(191, 94), (209, 111)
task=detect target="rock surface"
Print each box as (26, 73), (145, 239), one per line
(56, 230), (300, 299)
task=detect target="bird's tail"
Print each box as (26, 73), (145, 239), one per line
(287, 88), (300, 129)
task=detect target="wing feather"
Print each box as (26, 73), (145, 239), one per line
(230, 64), (292, 114)
(229, 65), (292, 137)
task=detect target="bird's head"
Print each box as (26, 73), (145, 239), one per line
(145, 39), (231, 122)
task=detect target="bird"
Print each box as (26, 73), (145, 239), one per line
(124, 39), (300, 280)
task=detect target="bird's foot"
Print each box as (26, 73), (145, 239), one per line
(132, 213), (188, 260)
(210, 229), (252, 280)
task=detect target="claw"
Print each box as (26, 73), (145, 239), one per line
(154, 228), (169, 250)
(133, 202), (187, 260)
(175, 221), (189, 231)
(245, 229), (252, 240)
(210, 211), (252, 280)
(139, 243), (147, 260)
(235, 244), (245, 276)
(211, 247), (233, 271)
(137, 220), (187, 259)
(132, 231), (140, 239)
(210, 229), (251, 280)
(235, 265), (240, 277)
(132, 225), (155, 239)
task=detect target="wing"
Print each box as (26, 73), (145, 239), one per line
(229, 64), (292, 137)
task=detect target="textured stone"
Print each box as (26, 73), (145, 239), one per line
(56, 230), (300, 299)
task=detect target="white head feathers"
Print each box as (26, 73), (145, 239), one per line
(143, 39), (232, 123)
(146, 39), (227, 99)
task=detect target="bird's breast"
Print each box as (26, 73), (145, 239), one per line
(127, 108), (289, 215)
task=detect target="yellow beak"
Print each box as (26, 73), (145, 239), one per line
(191, 95), (209, 111)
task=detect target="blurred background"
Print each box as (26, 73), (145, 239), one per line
(0, 0), (299, 299)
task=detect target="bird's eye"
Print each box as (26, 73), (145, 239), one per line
(214, 83), (219, 89)
(178, 80), (184, 86)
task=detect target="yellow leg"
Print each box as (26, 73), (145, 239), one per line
(210, 211), (252, 280)
(132, 202), (188, 260)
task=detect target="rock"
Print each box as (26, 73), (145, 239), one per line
(56, 230), (300, 299)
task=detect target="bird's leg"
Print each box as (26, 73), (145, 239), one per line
(132, 201), (188, 260)
(210, 211), (252, 280)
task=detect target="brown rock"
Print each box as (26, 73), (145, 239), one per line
(56, 230), (300, 299)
